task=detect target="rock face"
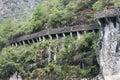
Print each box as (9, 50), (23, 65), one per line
(9, 72), (22, 80)
(96, 8), (120, 80)
(0, 0), (43, 22)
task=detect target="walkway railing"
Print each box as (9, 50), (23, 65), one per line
(8, 24), (99, 46)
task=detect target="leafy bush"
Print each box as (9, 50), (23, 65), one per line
(0, 32), (99, 79)
(0, 0), (105, 79)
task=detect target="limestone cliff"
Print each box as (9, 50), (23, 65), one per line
(0, 0), (43, 22)
(96, 8), (120, 80)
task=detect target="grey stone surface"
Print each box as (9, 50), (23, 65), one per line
(0, 0), (43, 22)
(97, 12), (120, 80)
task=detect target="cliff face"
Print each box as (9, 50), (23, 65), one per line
(0, 0), (43, 22)
(98, 16), (120, 80)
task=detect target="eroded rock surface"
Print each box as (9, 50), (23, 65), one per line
(0, 0), (43, 22)
(98, 16), (120, 80)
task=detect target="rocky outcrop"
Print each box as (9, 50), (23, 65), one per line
(0, 0), (43, 22)
(95, 8), (120, 80)
(9, 72), (22, 80)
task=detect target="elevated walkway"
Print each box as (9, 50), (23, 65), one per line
(8, 24), (99, 46)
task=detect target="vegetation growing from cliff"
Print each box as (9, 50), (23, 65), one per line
(0, 33), (99, 80)
(0, 0), (95, 50)
(0, 0), (120, 79)
(0, 0), (120, 49)
(31, 0), (97, 31)
(0, 0), (120, 42)
(92, 0), (120, 11)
